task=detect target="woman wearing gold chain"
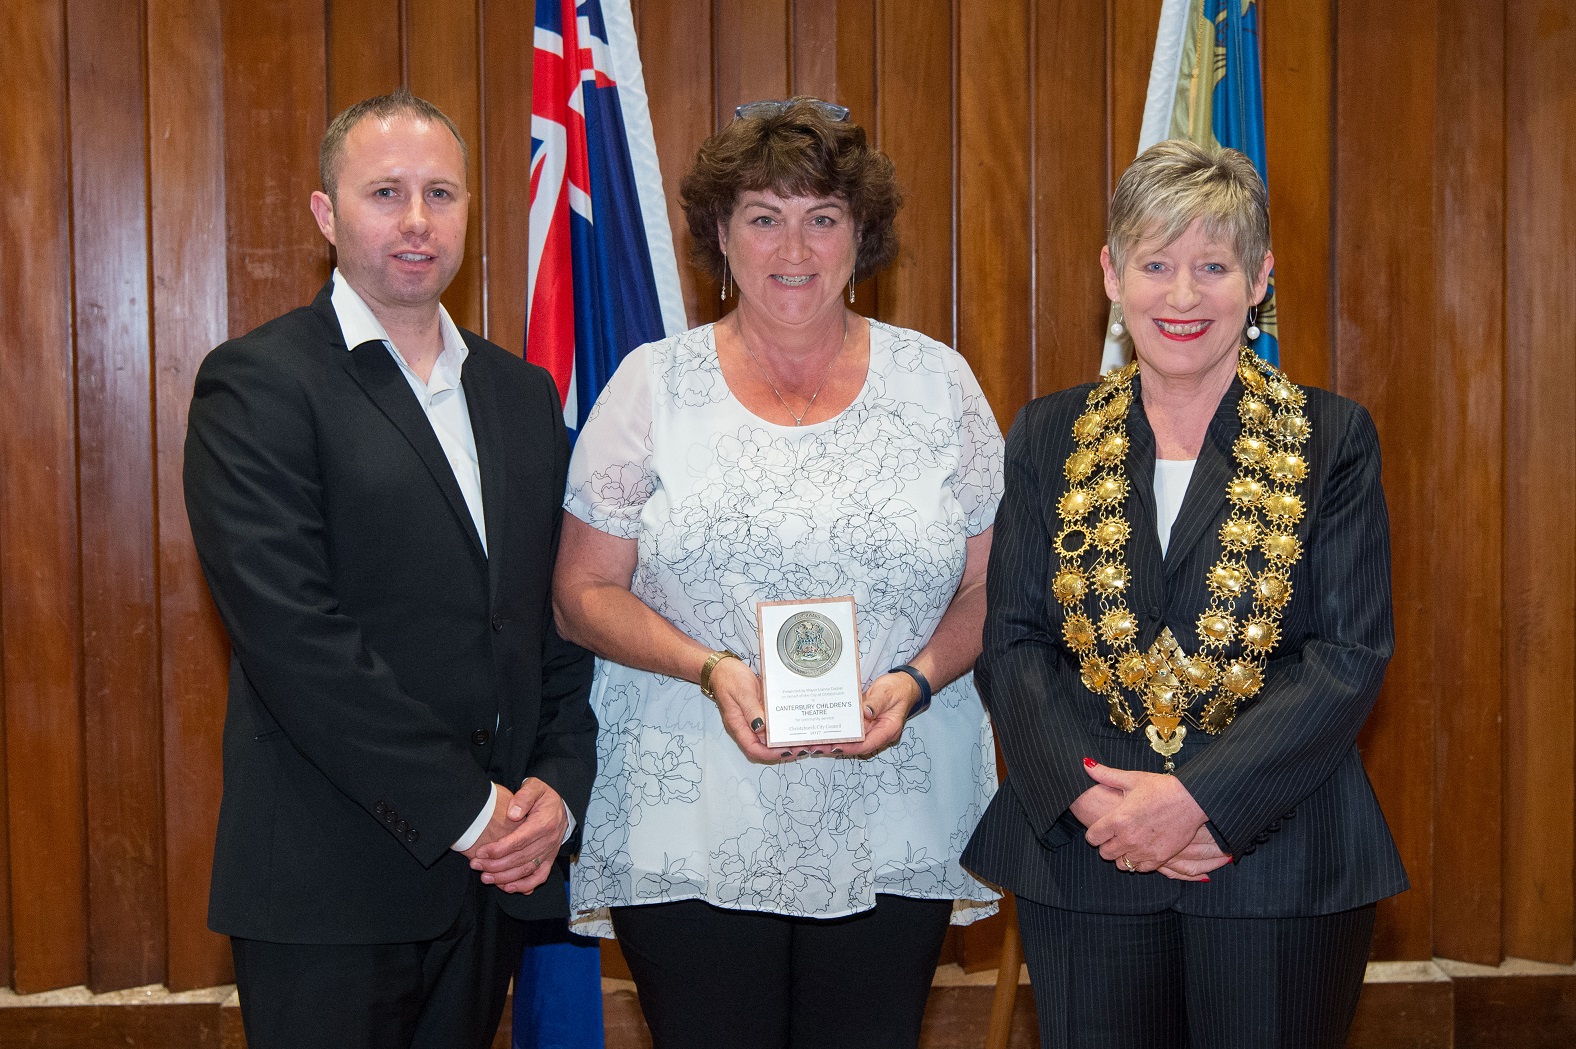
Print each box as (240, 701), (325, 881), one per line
(964, 141), (1407, 1049)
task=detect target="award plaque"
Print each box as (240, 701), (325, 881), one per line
(756, 596), (865, 749)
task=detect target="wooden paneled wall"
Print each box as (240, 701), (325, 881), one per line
(0, 0), (1569, 996)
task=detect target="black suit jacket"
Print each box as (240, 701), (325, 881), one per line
(963, 374), (1408, 917)
(184, 281), (596, 943)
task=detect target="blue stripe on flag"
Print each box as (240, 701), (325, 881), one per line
(1207, 0), (1278, 366)
(569, 79), (668, 429)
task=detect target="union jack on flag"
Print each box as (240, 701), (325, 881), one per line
(527, 0), (686, 434)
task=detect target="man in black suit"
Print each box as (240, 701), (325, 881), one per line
(183, 90), (596, 1049)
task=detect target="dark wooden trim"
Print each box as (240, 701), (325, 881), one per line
(148, 0), (234, 994)
(68, 0), (168, 992)
(1429, 0), (1506, 968)
(874, 0), (954, 346)
(638, 0), (718, 325)
(1260, 0), (1334, 390)
(1335, 0), (1439, 963)
(479, 0), (533, 351)
(220, 0), (329, 339)
(0, 0), (89, 994)
(1503, 0), (1576, 966)
(406, 0), (483, 332)
(957, 0), (1032, 425)
(1030, 0), (1109, 401)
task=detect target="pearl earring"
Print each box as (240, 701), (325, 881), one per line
(1245, 307), (1261, 341)
(1109, 306), (1125, 338)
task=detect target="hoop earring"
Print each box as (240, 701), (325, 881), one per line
(1245, 306), (1261, 341)
(721, 262), (731, 301)
(1109, 305), (1125, 337)
(848, 275), (856, 305)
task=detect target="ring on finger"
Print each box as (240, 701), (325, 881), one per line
(1122, 856), (1137, 873)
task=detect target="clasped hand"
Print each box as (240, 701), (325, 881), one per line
(1072, 760), (1232, 881)
(707, 657), (920, 762)
(463, 778), (567, 894)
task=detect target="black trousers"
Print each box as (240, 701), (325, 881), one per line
(610, 894), (954, 1049)
(1017, 900), (1376, 1049)
(230, 877), (527, 1049)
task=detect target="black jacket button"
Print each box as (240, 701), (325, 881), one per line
(384, 809), (397, 824)
(491, 615), (504, 632)
(471, 728), (491, 746)
(374, 801), (388, 816)
(395, 819), (408, 834)
(405, 829), (420, 844)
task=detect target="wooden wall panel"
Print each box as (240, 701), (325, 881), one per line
(67, 0), (167, 993)
(1429, 0), (1505, 967)
(714, 0), (790, 130)
(479, 0), (534, 351)
(148, 0), (234, 993)
(327, 0), (403, 116)
(1108, 0), (1160, 189)
(874, 0), (953, 346)
(408, 0), (485, 332)
(957, 0), (1032, 424)
(1504, 0), (1576, 965)
(1335, 0), (1438, 961)
(788, 0), (883, 317)
(1031, 0), (1110, 400)
(222, 0), (329, 338)
(791, 0), (837, 100)
(1260, 0), (1333, 390)
(0, 0), (89, 994)
(638, 0), (716, 325)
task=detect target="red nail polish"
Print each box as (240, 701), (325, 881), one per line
(1083, 756), (1097, 768)
(1200, 876), (1210, 883)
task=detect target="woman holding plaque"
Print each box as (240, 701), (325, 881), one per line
(963, 140), (1408, 1049)
(553, 97), (1004, 1049)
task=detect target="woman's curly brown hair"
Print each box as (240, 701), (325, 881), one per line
(680, 98), (903, 284)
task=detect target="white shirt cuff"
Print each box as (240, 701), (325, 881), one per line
(451, 782), (504, 852)
(450, 784), (577, 851)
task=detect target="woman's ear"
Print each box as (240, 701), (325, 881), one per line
(1100, 245), (1122, 301)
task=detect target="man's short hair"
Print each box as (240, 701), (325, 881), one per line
(319, 89), (469, 203)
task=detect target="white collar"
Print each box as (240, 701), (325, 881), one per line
(330, 269), (468, 384)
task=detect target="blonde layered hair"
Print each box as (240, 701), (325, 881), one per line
(1107, 140), (1269, 277)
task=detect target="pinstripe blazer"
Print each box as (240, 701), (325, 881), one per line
(962, 374), (1408, 917)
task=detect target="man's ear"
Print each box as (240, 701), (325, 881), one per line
(309, 190), (337, 246)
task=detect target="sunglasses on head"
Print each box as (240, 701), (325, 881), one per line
(734, 98), (851, 122)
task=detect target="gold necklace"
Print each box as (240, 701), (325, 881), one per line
(1052, 349), (1311, 771)
(736, 314), (849, 426)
